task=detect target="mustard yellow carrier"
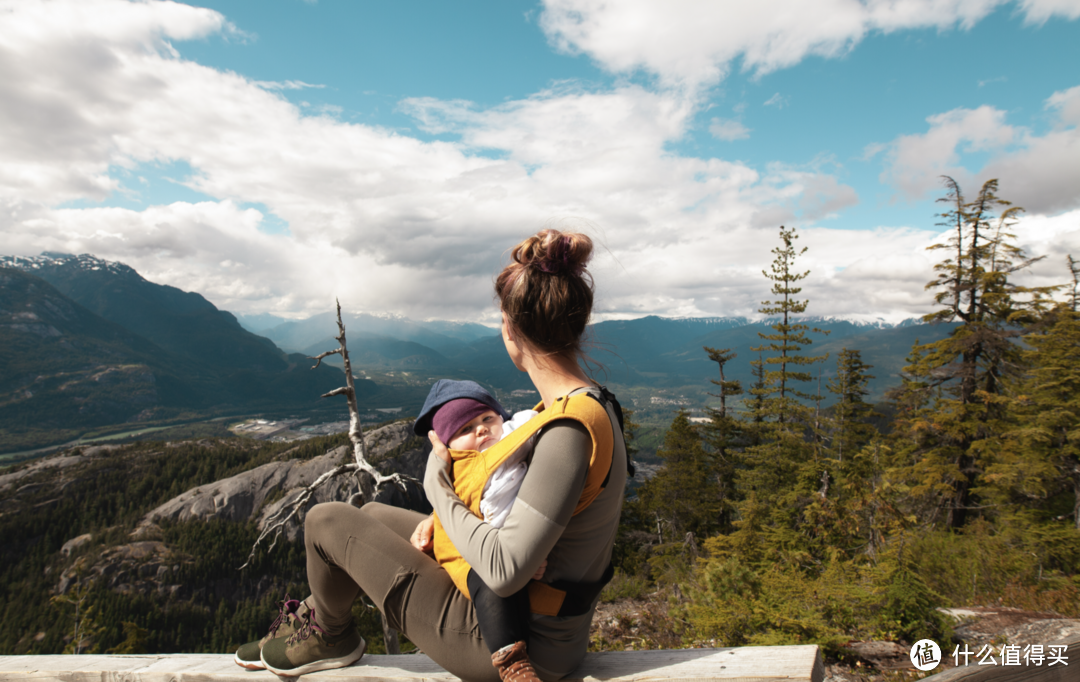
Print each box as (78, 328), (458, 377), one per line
(432, 390), (617, 616)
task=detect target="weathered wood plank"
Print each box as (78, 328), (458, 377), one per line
(0, 646), (824, 682)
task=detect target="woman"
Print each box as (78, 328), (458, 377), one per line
(235, 229), (627, 681)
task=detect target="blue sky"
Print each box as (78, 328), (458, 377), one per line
(2, 0), (1079, 323)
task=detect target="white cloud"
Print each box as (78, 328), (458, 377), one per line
(1018, 0), (1080, 23)
(710, 118), (751, 141)
(537, 0), (1079, 90)
(879, 105), (1017, 199)
(254, 80), (326, 91)
(1, 0), (1070, 326)
(764, 93), (788, 109)
(1046, 84), (1080, 125)
(877, 87), (1080, 213)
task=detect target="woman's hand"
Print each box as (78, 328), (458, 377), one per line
(532, 559), (547, 581)
(411, 515), (435, 555)
(428, 430), (451, 465)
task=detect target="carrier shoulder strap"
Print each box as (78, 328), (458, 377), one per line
(584, 385), (635, 480)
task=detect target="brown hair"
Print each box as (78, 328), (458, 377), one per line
(495, 229), (594, 359)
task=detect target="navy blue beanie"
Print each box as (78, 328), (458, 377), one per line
(413, 379), (511, 438)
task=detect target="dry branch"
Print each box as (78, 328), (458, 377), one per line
(242, 300), (421, 653)
(241, 300), (421, 569)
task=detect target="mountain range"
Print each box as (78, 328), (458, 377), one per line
(1, 251), (955, 455)
(0, 254), (346, 454)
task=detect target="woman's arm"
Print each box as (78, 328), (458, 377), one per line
(424, 420), (590, 598)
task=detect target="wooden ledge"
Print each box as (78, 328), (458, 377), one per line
(0, 646), (824, 682)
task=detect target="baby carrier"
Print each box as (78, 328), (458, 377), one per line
(432, 386), (632, 616)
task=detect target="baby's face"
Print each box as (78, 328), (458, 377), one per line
(447, 410), (504, 451)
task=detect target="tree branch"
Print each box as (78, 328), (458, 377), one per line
(241, 300), (422, 570)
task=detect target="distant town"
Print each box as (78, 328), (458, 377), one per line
(229, 407), (404, 443)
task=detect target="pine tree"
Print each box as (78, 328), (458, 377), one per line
(751, 226), (828, 424)
(890, 177), (1056, 528)
(633, 411), (723, 541)
(826, 349), (878, 464)
(724, 227), (834, 562)
(997, 305), (1080, 528)
(703, 346), (744, 532)
(740, 227), (827, 492)
(800, 349), (886, 560)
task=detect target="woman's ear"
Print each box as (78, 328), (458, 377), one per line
(501, 312), (526, 371)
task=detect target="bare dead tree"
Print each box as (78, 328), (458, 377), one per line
(240, 300), (420, 653)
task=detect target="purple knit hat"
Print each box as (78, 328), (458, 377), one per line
(432, 398), (495, 445)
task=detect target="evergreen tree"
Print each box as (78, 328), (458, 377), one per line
(890, 177), (1055, 528)
(703, 346), (744, 531)
(727, 227), (832, 562)
(632, 411), (722, 541)
(997, 306), (1080, 528)
(750, 226), (828, 424)
(826, 349), (878, 464)
(741, 227), (827, 490)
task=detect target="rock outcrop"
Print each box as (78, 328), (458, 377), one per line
(138, 421), (427, 542)
(0, 445), (122, 492)
(57, 541), (179, 596)
(45, 421), (427, 598)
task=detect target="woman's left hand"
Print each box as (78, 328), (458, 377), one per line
(428, 430), (451, 464)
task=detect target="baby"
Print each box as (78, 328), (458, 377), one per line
(413, 379), (541, 678)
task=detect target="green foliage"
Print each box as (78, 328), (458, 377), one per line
(888, 177), (1058, 529)
(679, 550), (952, 653)
(678, 556), (867, 653)
(825, 349), (878, 463)
(107, 622), (149, 654)
(751, 226), (828, 420)
(874, 562), (952, 643)
(600, 569), (650, 602)
(0, 434), (350, 654)
(994, 306), (1080, 528)
(702, 347), (742, 531)
(50, 580), (105, 654)
(629, 412), (723, 540)
(645, 201), (1080, 655)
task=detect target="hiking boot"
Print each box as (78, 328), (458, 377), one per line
(233, 595), (304, 670)
(491, 641), (541, 682)
(260, 607), (365, 676)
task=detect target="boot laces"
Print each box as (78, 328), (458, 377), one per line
(286, 607), (326, 645)
(266, 594), (294, 636)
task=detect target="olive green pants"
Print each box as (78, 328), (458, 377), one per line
(304, 501), (500, 682)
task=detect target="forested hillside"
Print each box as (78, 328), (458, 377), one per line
(0, 423), (427, 656)
(610, 180), (1080, 654)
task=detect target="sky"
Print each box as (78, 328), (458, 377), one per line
(2, 0), (1079, 326)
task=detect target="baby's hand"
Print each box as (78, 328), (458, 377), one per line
(532, 559), (547, 581)
(411, 515), (435, 555)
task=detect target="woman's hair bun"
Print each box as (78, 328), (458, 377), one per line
(511, 229), (592, 277)
(495, 228), (595, 358)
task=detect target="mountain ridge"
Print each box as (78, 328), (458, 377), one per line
(0, 258), (345, 454)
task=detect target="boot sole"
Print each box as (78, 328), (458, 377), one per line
(261, 637), (366, 676)
(233, 652), (266, 670)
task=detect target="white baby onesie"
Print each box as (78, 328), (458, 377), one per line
(479, 409), (539, 528)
